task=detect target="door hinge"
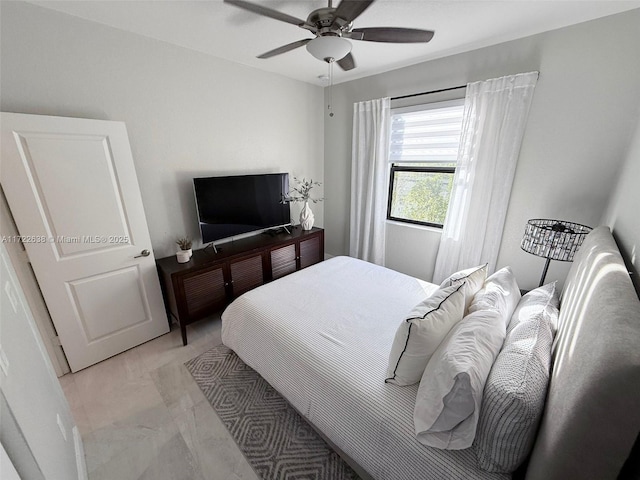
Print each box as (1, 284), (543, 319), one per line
(53, 336), (62, 346)
(19, 247), (30, 264)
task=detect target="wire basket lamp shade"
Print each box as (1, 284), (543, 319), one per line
(521, 219), (592, 286)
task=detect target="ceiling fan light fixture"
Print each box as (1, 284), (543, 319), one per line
(306, 35), (352, 62)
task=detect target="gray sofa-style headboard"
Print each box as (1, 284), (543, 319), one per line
(526, 226), (640, 480)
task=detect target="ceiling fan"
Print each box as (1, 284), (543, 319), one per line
(224, 0), (435, 71)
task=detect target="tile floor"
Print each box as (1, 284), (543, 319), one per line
(59, 315), (259, 480)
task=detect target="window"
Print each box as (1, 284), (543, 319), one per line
(387, 99), (465, 228)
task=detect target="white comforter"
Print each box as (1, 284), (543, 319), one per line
(221, 256), (508, 480)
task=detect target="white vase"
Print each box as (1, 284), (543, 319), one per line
(300, 201), (314, 230)
(176, 250), (190, 263)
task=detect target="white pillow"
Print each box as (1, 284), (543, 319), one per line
(507, 282), (559, 334)
(439, 264), (487, 314)
(414, 308), (506, 449)
(469, 266), (521, 327)
(386, 283), (466, 386)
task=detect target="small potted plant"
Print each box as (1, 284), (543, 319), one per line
(176, 237), (192, 263)
(288, 177), (323, 230)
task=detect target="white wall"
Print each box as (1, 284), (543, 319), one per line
(0, 244), (85, 479)
(0, 1), (324, 258)
(604, 103), (640, 295)
(324, 9), (640, 289)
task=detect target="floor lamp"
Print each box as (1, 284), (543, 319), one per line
(521, 219), (592, 287)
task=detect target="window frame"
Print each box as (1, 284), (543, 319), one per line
(386, 98), (464, 229)
(386, 165), (456, 229)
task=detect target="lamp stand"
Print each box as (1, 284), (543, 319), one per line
(539, 257), (551, 287)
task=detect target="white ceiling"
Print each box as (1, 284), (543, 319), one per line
(29, 0), (640, 86)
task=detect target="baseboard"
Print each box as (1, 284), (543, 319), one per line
(72, 426), (87, 480)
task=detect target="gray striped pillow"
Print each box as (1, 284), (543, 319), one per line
(473, 303), (558, 473)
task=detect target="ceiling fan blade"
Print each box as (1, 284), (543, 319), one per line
(337, 52), (356, 71)
(224, 0), (312, 29)
(351, 27), (434, 43)
(257, 39), (312, 59)
(331, 0), (375, 27)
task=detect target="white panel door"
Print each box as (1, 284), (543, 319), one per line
(1, 112), (169, 371)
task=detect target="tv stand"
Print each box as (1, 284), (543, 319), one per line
(156, 227), (324, 345)
(203, 242), (220, 254)
(262, 225), (292, 237)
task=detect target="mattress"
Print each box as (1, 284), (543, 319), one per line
(221, 256), (509, 480)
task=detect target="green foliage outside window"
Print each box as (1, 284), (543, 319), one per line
(389, 166), (455, 227)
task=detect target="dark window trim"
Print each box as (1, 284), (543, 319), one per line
(386, 164), (456, 229)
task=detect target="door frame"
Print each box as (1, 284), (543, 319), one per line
(0, 186), (70, 376)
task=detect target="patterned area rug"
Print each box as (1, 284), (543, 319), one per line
(185, 345), (360, 480)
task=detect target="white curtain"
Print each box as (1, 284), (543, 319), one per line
(433, 72), (539, 283)
(349, 97), (391, 265)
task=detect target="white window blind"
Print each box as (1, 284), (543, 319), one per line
(389, 99), (465, 163)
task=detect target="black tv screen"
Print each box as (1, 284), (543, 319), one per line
(194, 173), (291, 244)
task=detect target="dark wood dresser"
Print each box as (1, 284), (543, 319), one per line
(156, 227), (324, 345)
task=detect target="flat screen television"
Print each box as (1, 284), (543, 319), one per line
(193, 173), (291, 244)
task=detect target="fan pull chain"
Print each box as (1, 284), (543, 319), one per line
(328, 60), (334, 117)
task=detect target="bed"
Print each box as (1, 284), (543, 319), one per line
(221, 226), (640, 479)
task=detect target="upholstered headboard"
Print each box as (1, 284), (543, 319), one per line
(525, 226), (640, 479)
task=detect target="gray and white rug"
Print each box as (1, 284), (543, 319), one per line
(185, 345), (360, 480)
